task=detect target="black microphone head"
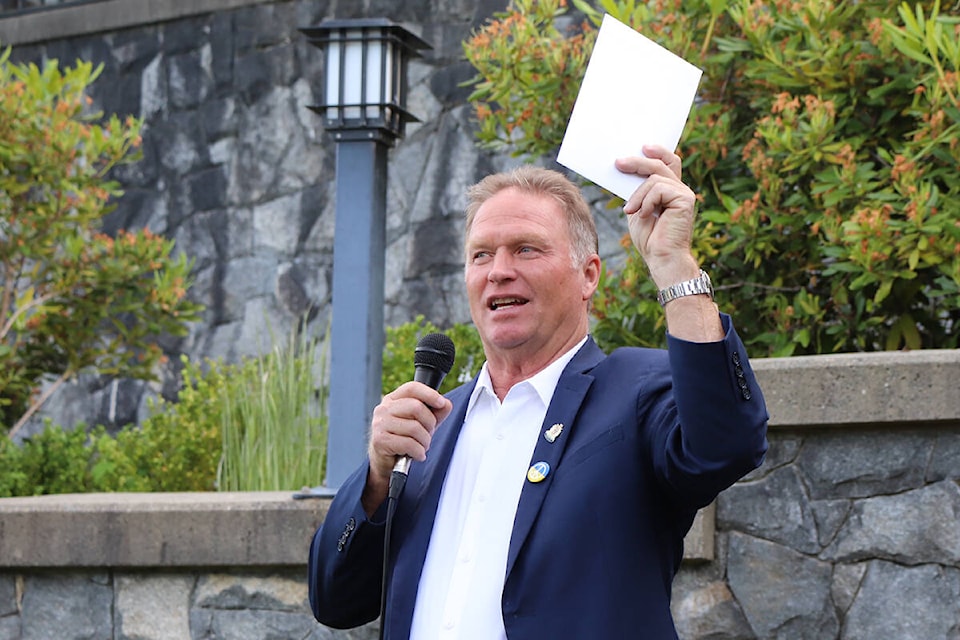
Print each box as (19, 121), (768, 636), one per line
(414, 333), (456, 376)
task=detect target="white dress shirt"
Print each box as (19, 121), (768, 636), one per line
(409, 337), (587, 640)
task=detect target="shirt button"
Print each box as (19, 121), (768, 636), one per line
(496, 433), (505, 440)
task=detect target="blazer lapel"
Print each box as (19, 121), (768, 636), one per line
(505, 339), (604, 577)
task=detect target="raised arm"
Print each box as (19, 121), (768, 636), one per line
(616, 145), (723, 343)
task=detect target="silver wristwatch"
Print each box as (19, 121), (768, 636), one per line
(656, 269), (714, 307)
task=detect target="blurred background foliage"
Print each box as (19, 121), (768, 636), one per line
(463, 0), (960, 356)
(382, 315), (486, 395)
(0, 48), (482, 495)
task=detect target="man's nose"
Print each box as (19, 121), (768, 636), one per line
(487, 250), (516, 282)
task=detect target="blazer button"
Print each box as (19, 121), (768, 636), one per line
(337, 517), (357, 552)
(731, 352), (751, 400)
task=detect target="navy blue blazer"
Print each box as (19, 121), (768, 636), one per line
(309, 315), (768, 639)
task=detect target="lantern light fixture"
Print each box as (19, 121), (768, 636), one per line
(302, 18), (431, 144)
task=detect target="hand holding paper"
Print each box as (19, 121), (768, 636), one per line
(557, 15), (720, 341)
(615, 150), (699, 280)
(557, 14), (703, 201)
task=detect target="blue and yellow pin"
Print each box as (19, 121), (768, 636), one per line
(527, 461), (551, 483)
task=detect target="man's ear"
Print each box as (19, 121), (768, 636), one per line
(581, 254), (601, 301)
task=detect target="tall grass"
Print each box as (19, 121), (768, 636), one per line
(217, 327), (328, 491)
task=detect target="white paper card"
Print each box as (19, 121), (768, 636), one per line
(557, 14), (703, 200)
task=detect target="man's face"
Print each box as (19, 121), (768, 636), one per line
(464, 187), (599, 367)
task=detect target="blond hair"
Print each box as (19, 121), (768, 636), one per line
(464, 166), (598, 266)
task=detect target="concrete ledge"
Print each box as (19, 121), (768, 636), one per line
(753, 349), (960, 427)
(0, 491), (329, 568)
(0, 0), (270, 46)
(0, 490), (715, 568)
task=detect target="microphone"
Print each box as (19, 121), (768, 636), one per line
(392, 333), (456, 478)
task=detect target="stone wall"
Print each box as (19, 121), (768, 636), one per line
(0, 492), (354, 640)
(2, 351), (959, 639)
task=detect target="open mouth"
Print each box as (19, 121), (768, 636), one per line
(488, 297), (528, 311)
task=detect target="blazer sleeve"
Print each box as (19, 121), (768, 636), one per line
(307, 461), (387, 629)
(653, 313), (769, 507)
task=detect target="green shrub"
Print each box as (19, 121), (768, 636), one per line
(0, 422), (91, 496)
(591, 255), (666, 351)
(0, 318), (485, 496)
(0, 358), (224, 496)
(0, 334), (317, 496)
(463, 0), (960, 355)
(382, 316), (486, 395)
(91, 357), (224, 492)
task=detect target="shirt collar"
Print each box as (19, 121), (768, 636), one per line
(465, 335), (589, 414)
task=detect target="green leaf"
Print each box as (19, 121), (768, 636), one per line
(875, 279), (893, 304)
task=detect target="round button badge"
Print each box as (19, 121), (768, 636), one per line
(527, 461), (551, 483)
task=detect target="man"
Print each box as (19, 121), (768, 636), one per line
(309, 145), (768, 639)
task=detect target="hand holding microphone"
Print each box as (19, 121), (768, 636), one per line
(393, 333), (457, 476)
(367, 333), (455, 505)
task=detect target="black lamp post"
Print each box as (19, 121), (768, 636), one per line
(301, 19), (430, 492)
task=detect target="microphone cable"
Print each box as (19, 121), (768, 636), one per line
(378, 469), (407, 640)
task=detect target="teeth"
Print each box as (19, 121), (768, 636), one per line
(490, 298), (524, 310)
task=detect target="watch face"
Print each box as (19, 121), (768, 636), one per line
(700, 271), (714, 297)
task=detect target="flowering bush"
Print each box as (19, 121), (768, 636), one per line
(463, 0), (960, 355)
(464, 0), (595, 158)
(0, 51), (201, 435)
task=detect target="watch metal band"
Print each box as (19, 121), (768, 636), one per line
(656, 269), (714, 307)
